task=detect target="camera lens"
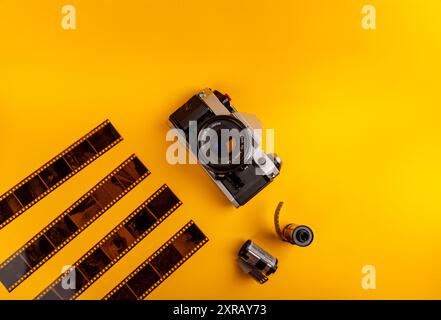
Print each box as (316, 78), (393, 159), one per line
(292, 226), (314, 247)
(197, 115), (253, 174)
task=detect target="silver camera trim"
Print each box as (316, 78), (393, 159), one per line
(199, 88), (280, 179)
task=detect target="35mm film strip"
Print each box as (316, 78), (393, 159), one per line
(0, 155), (150, 292)
(0, 120), (122, 230)
(104, 220), (208, 300)
(36, 184), (182, 300)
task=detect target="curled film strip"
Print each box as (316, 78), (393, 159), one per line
(104, 220), (208, 300)
(274, 201), (284, 240)
(0, 155), (150, 292)
(0, 120), (122, 230)
(36, 184), (182, 300)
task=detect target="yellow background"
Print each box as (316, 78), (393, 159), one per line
(1, 0), (440, 299)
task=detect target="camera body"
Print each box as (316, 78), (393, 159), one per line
(169, 88), (281, 207)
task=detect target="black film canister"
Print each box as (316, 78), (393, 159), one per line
(282, 224), (314, 247)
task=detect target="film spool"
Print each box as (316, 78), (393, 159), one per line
(282, 224), (314, 247)
(238, 240), (278, 284)
(274, 202), (314, 247)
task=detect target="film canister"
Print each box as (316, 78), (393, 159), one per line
(238, 240), (278, 284)
(274, 201), (314, 247)
(282, 224), (314, 247)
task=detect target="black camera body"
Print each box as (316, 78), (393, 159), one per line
(169, 88), (281, 207)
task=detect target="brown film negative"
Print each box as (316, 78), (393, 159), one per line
(0, 155), (150, 292)
(103, 220), (208, 300)
(0, 120), (122, 230)
(36, 185), (182, 300)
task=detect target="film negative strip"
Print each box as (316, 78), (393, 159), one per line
(0, 120), (122, 230)
(0, 155), (150, 292)
(103, 220), (208, 300)
(36, 184), (182, 300)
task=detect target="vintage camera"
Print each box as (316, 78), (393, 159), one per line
(169, 88), (282, 207)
